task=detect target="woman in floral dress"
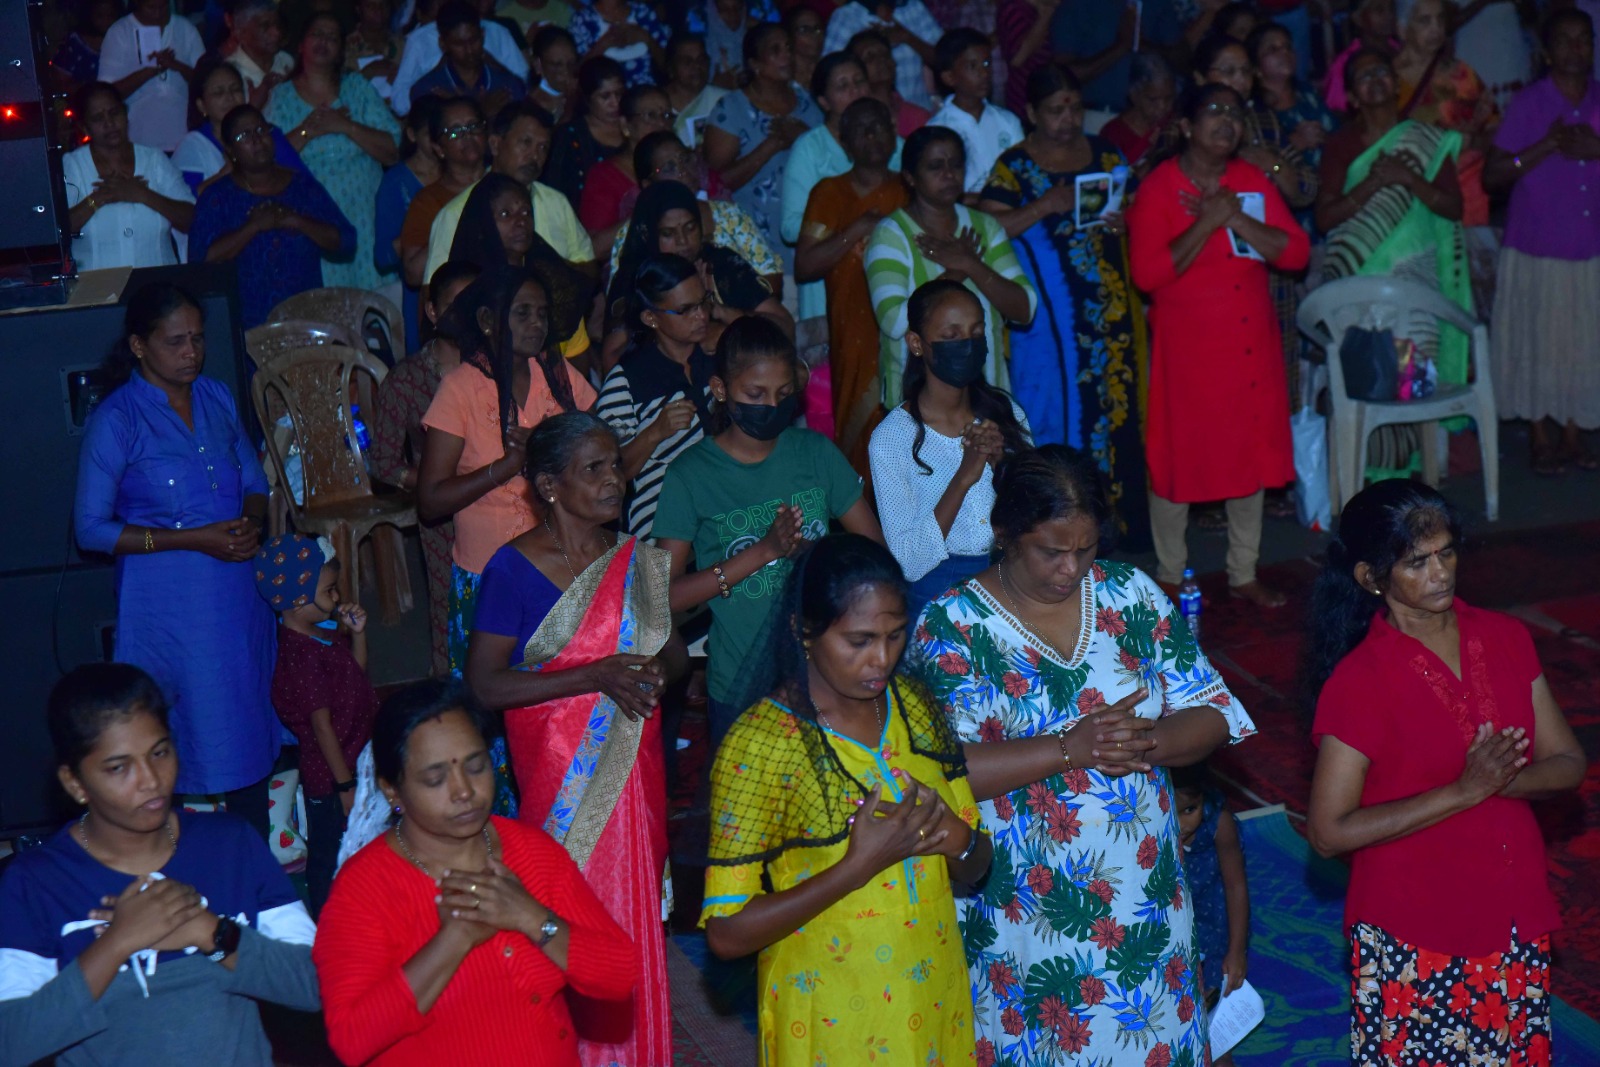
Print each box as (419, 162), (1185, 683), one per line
(910, 445), (1256, 1067)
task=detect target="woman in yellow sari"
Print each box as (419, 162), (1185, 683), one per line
(701, 534), (991, 1066)
(466, 411), (687, 1067)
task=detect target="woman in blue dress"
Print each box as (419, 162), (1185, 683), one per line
(977, 65), (1150, 549)
(73, 283), (280, 828)
(189, 105), (355, 328)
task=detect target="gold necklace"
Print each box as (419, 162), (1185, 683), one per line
(77, 811), (175, 855)
(812, 694), (884, 742)
(997, 561), (1079, 662)
(393, 819), (494, 878)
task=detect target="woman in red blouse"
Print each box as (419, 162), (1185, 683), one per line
(1305, 479), (1584, 1067)
(1126, 82), (1309, 610)
(313, 680), (636, 1066)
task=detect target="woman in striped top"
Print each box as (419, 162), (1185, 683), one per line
(595, 254), (715, 540)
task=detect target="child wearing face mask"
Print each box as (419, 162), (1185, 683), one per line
(869, 278), (1031, 615)
(652, 316), (886, 750)
(254, 533), (378, 918)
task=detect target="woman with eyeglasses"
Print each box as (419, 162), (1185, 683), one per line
(264, 11), (401, 293)
(578, 84), (677, 262)
(62, 81), (194, 272)
(593, 254), (714, 540)
(1126, 83), (1308, 611)
(173, 57), (309, 197)
(1314, 47), (1468, 395)
(189, 104), (356, 327)
(399, 96), (488, 290)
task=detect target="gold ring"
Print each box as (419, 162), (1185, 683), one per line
(918, 828), (926, 840)
(1116, 741), (1123, 749)
(469, 883), (478, 895)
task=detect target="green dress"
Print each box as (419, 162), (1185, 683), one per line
(266, 73), (401, 292)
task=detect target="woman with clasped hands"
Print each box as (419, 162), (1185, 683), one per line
(1306, 479), (1584, 1065)
(314, 679), (636, 1066)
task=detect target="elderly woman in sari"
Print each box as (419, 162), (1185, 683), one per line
(465, 412), (686, 1067)
(1314, 48), (1469, 389)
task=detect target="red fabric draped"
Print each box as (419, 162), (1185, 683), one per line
(507, 545), (672, 1067)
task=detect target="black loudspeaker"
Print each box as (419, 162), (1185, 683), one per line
(0, 263), (248, 836)
(0, 0), (71, 299)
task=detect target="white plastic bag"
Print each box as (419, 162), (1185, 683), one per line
(1293, 366), (1332, 531)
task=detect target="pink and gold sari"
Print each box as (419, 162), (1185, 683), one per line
(508, 536), (673, 1067)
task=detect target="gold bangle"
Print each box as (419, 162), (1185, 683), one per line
(143, 528), (154, 552)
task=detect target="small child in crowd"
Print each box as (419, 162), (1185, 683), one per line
(255, 533), (379, 918)
(1172, 762), (1251, 1065)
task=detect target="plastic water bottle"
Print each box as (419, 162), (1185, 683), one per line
(351, 404), (372, 453)
(1178, 568), (1202, 642)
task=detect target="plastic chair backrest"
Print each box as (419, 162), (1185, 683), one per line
(1298, 276), (1481, 392)
(246, 319), (363, 372)
(267, 288), (404, 368)
(252, 344), (389, 513)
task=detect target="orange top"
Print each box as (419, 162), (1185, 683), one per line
(422, 357), (596, 573)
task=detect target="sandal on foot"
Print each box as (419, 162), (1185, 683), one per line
(1533, 445), (1566, 477)
(1228, 581), (1287, 609)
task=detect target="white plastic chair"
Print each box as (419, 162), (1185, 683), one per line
(1297, 276), (1499, 521)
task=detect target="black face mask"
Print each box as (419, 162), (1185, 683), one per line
(728, 393), (801, 441)
(925, 335), (989, 388)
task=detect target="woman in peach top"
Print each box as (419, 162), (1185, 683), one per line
(419, 265), (596, 679)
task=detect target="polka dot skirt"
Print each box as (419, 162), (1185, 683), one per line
(1349, 921), (1552, 1066)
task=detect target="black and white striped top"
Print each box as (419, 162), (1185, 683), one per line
(595, 341), (714, 540)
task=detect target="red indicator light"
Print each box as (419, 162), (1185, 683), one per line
(1, 107), (16, 120)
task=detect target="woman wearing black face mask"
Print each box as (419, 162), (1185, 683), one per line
(870, 279), (1031, 615)
(652, 316), (885, 749)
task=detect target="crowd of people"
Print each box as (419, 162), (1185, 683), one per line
(3, 0), (1597, 1061)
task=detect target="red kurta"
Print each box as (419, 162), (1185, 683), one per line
(314, 816), (637, 1067)
(1312, 600), (1561, 958)
(1128, 157), (1308, 502)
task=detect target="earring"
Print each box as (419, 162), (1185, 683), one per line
(76, 794), (88, 805)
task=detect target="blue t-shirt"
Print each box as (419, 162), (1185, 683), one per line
(0, 812), (307, 978)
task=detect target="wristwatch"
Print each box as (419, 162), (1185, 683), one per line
(209, 914), (242, 961)
(535, 913), (561, 948)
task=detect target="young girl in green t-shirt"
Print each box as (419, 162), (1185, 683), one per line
(652, 316), (885, 745)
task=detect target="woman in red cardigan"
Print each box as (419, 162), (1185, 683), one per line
(1305, 479), (1584, 1066)
(313, 680), (637, 1066)
(1126, 82), (1309, 610)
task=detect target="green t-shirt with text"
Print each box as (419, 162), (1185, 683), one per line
(651, 427), (863, 704)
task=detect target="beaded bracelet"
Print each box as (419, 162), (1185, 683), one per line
(711, 564), (731, 599)
(1055, 720), (1078, 772)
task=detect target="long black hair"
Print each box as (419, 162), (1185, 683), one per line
(449, 171), (530, 271)
(990, 444), (1119, 554)
(435, 265), (578, 428)
(902, 279), (1028, 475)
(1302, 479), (1462, 706)
(707, 315), (798, 433)
(102, 282), (202, 391)
(606, 179), (705, 322)
(49, 662), (170, 772)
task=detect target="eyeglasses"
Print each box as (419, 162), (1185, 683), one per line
(1351, 64), (1394, 84)
(1200, 102), (1245, 120)
(630, 107), (678, 125)
(792, 22), (822, 34)
(229, 124), (271, 143)
(649, 295), (712, 317)
(442, 121), (487, 141)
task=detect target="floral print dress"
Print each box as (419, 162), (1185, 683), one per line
(708, 86), (823, 273)
(909, 562), (1256, 1067)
